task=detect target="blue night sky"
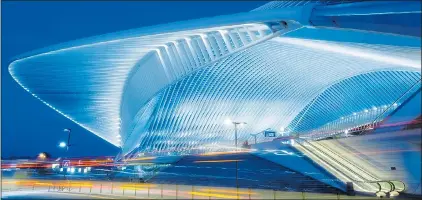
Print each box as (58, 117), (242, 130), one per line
(2, 1), (267, 158)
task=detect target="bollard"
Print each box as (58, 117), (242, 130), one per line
(100, 184), (102, 193)
(337, 192), (340, 200)
(48, 186), (50, 192)
(302, 191), (305, 200)
(273, 190), (276, 200)
(90, 186), (92, 193)
(32, 184), (35, 190)
(209, 188), (211, 200)
(237, 187), (240, 200)
(249, 188), (251, 200)
(135, 186), (137, 196)
(123, 188), (125, 196)
(79, 185), (81, 192)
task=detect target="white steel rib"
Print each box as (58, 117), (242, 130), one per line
(9, 1), (421, 155)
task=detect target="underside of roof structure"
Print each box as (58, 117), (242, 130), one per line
(9, 1), (422, 155)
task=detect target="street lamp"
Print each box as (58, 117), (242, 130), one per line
(224, 118), (247, 150)
(59, 128), (71, 180)
(63, 128), (71, 151)
(59, 142), (67, 148)
(38, 152), (47, 160)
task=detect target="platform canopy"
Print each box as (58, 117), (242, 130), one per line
(9, 1), (421, 155)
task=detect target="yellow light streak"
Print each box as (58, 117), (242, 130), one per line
(35, 182), (53, 186)
(2, 181), (17, 184)
(189, 191), (239, 199)
(199, 188), (256, 195)
(120, 183), (156, 188)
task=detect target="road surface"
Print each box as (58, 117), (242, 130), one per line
(2, 190), (133, 199)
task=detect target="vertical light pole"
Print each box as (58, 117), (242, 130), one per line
(64, 128), (72, 152)
(225, 119), (247, 151)
(59, 128), (71, 180)
(225, 118), (246, 191)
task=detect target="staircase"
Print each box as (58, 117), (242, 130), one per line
(293, 138), (405, 196)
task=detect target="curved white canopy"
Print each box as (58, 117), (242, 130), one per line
(9, 1), (421, 154)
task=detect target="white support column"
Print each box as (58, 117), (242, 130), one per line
(185, 38), (201, 68)
(214, 33), (228, 55)
(180, 40), (196, 69)
(173, 41), (190, 75)
(164, 45), (179, 78)
(258, 29), (268, 38)
(196, 37), (212, 63)
(155, 48), (172, 81)
(168, 44), (183, 78)
(236, 28), (249, 45)
(208, 35), (221, 58)
(171, 43), (184, 70)
(229, 31), (241, 48)
(160, 46), (177, 81)
(200, 34), (215, 61)
(191, 38), (205, 66)
(245, 26), (258, 41)
(219, 31), (234, 53)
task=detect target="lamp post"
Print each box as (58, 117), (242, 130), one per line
(225, 119), (247, 150)
(225, 119), (246, 193)
(64, 128), (71, 152)
(59, 128), (71, 180)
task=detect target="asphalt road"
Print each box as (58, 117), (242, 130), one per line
(1, 190), (128, 199)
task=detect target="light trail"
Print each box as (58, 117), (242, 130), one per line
(189, 191), (240, 199)
(199, 188), (256, 195)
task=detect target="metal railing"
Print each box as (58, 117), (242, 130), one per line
(1, 178), (382, 199)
